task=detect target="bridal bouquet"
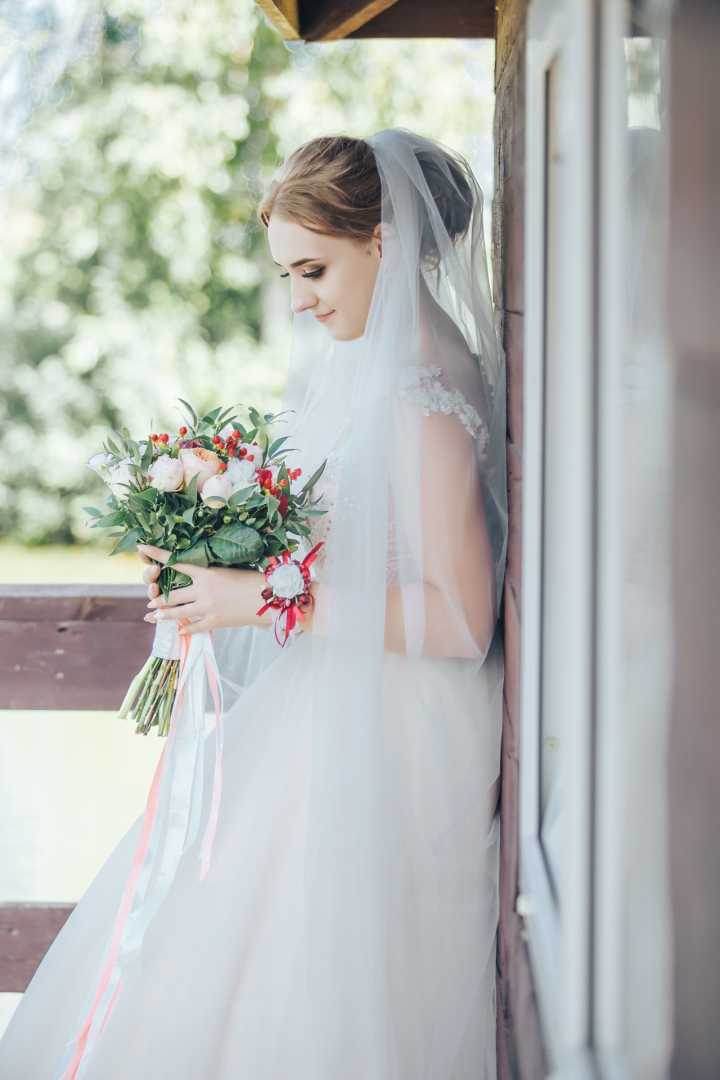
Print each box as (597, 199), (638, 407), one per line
(86, 401), (325, 735)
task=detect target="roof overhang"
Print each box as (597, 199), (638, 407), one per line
(253, 0), (495, 42)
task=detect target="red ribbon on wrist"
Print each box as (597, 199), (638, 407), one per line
(256, 542), (323, 646)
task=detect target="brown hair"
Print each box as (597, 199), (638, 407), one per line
(257, 135), (474, 262)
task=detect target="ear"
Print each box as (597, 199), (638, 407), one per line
(372, 222), (383, 258)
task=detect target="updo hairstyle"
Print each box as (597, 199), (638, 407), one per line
(257, 135), (474, 266)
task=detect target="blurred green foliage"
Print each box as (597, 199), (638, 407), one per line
(0, 0), (494, 545)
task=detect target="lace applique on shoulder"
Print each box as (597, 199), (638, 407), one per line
(396, 364), (489, 452)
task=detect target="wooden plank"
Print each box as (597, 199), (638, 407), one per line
(255, 0), (301, 38)
(668, 2), (720, 1075)
(0, 904), (75, 992)
(348, 0), (495, 39)
(0, 585), (154, 710)
(300, 0), (401, 40)
(256, 0), (495, 40)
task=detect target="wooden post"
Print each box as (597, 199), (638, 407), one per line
(668, 1), (720, 1075)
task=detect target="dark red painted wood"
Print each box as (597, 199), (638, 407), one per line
(0, 904), (75, 992)
(0, 586), (154, 710)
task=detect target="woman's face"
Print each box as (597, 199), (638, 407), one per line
(267, 215), (382, 341)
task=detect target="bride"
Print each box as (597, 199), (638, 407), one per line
(0, 129), (507, 1080)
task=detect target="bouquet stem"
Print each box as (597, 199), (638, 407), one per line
(120, 622), (183, 736)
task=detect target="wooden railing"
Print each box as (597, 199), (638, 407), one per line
(0, 585), (154, 991)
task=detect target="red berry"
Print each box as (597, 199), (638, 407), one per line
(296, 468), (302, 477)
(239, 446), (247, 456)
(212, 435), (221, 445)
(278, 479), (287, 488)
(178, 426), (187, 436)
(232, 430), (241, 439)
(247, 454), (254, 461)
(227, 447), (236, 457)
(150, 434), (158, 442)
(219, 462), (227, 471)
(160, 433), (169, 443)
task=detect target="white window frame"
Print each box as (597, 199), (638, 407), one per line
(519, 0), (629, 1074)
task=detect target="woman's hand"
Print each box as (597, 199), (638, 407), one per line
(138, 545), (275, 637)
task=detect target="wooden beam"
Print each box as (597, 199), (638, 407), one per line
(0, 904), (75, 992)
(348, 0), (495, 38)
(255, 0), (495, 40)
(0, 585), (154, 711)
(300, 0), (401, 41)
(255, 0), (302, 38)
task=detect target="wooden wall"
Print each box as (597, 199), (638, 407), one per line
(668, 1), (720, 1075)
(493, 2), (548, 1076)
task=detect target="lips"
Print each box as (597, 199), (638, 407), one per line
(314, 310), (334, 323)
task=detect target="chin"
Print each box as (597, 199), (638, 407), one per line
(324, 321), (366, 342)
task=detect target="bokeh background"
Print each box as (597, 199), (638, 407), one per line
(0, 0), (494, 554)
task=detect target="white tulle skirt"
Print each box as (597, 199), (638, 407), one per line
(0, 632), (501, 1080)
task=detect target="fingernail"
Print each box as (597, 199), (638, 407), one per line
(147, 601), (156, 609)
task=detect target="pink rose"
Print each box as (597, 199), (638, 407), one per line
(179, 447), (221, 493)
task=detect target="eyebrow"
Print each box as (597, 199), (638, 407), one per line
(273, 257), (323, 269)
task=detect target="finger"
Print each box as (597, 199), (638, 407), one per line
(147, 582), (160, 600)
(137, 544), (172, 565)
(167, 563), (204, 579)
(142, 564), (161, 585)
(179, 618), (211, 637)
(150, 601), (201, 623)
(149, 585), (198, 610)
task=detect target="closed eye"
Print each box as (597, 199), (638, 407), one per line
(279, 272), (289, 278)
(302, 267), (324, 279)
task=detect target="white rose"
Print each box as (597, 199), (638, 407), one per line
(148, 454), (184, 492)
(267, 562), (305, 599)
(201, 473), (234, 505)
(108, 458), (134, 500)
(225, 456), (258, 492)
(87, 452), (114, 480)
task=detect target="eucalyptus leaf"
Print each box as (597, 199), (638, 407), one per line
(301, 460), (326, 495)
(109, 528), (141, 555)
(83, 506), (103, 518)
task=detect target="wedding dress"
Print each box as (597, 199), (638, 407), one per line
(0, 129), (507, 1080)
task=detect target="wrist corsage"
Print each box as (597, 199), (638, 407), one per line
(257, 542), (323, 645)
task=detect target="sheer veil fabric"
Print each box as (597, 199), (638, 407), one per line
(0, 129), (507, 1080)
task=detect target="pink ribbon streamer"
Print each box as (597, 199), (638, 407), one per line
(57, 626), (223, 1080)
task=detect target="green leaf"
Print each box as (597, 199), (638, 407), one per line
(96, 510), (129, 528)
(141, 440), (154, 471)
(267, 436), (289, 458)
(182, 506), (197, 525)
(301, 460), (326, 495)
(207, 522), (264, 565)
(106, 436), (121, 456)
(169, 542), (210, 567)
(177, 398), (198, 426)
(227, 485), (256, 509)
(109, 528), (141, 556)
(83, 506), (103, 518)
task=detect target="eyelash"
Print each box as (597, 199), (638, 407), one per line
(279, 267), (325, 280)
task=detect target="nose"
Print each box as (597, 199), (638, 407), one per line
(290, 278), (317, 314)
